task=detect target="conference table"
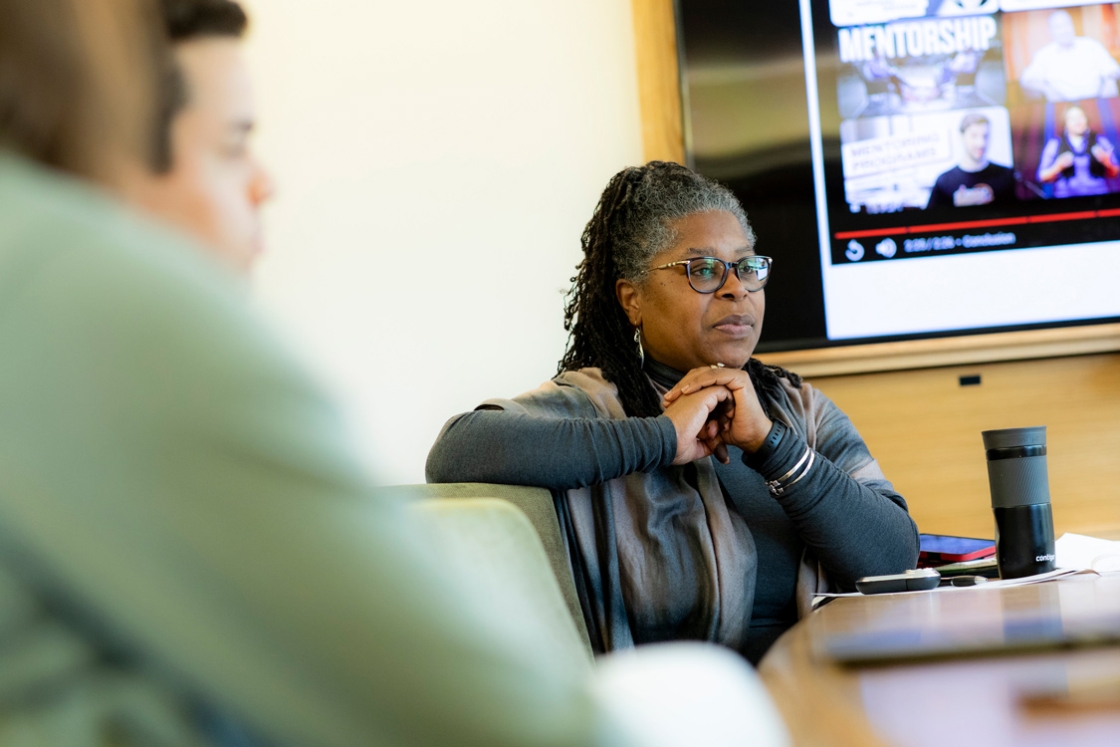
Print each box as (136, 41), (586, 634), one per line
(759, 574), (1120, 747)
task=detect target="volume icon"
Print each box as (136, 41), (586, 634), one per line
(875, 237), (897, 258)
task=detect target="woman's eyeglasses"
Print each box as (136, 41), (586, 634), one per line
(648, 255), (772, 294)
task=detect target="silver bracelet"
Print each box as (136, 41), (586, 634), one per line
(783, 450), (816, 491)
(766, 446), (815, 497)
(771, 446), (811, 484)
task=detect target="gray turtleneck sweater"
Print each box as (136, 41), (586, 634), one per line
(427, 359), (918, 663)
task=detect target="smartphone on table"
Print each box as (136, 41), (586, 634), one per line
(919, 533), (996, 564)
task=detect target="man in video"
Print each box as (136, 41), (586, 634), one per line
(1020, 10), (1120, 102)
(1038, 105), (1120, 198)
(927, 113), (1016, 209)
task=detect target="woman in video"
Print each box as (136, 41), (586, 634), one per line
(427, 161), (919, 664)
(1038, 105), (1120, 198)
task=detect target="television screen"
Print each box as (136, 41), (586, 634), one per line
(680, 0), (1120, 352)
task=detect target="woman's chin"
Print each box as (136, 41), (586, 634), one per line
(710, 343), (754, 369)
(662, 343), (754, 372)
(699, 353), (751, 370)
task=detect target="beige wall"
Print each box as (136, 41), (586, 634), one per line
(241, 0), (643, 483)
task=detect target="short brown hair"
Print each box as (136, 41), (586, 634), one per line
(959, 113), (989, 133)
(0, 0), (161, 183)
(151, 0), (248, 173)
(163, 0), (247, 41)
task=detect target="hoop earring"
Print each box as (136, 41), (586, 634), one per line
(634, 326), (645, 367)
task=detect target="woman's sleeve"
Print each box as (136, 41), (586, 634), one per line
(744, 389), (920, 589)
(427, 408), (677, 490)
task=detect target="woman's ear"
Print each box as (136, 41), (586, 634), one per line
(616, 278), (642, 327)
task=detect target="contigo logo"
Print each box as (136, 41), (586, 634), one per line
(1036, 554), (1056, 562)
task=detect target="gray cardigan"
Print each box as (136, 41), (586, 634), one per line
(428, 364), (919, 661)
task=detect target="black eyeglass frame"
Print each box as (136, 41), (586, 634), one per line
(647, 255), (773, 294)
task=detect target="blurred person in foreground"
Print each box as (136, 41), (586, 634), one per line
(0, 0), (786, 746)
(135, 0), (272, 273)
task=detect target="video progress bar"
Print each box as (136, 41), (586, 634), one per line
(833, 208), (1120, 240)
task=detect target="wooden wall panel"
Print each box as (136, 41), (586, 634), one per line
(631, 0), (686, 164)
(809, 354), (1120, 541)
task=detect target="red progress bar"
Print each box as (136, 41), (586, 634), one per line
(1026, 210), (1097, 223)
(918, 216), (1026, 232)
(832, 227), (899, 239)
(834, 208), (1120, 240)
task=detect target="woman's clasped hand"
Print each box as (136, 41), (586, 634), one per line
(661, 379), (733, 465)
(663, 365), (774, 464)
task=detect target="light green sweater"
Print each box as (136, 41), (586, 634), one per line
(0, 153), (614, 747)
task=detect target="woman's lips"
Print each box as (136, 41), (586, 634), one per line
(712, 314), (756, 337)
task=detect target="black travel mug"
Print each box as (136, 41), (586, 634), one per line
(981, 426), (1056, 579)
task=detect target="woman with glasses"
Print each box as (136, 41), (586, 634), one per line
(428, 161), (918, 664)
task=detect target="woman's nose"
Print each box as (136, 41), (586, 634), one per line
(718, 267), (750, 299)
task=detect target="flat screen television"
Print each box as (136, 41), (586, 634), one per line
(679, 0), (1120, 355)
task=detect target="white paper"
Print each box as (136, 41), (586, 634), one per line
(1056, 533), (1120, 574)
